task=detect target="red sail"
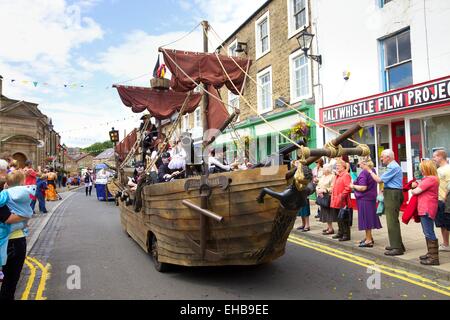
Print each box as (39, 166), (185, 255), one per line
(160, 48), (251, 94)
(114, 85), (202, 120)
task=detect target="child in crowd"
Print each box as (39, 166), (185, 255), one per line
(0, 171), (36, 269)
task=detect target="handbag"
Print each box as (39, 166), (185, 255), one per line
(316, 193), (331, 208)
(445, 192), (450, 214)
(338, 206), (353, 226)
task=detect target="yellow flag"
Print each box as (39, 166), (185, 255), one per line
(358, 128), (364, 138)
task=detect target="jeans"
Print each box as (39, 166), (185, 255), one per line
(36, 192), (47, 213)
(420, 213), (437, 241)
(0, 237), (27, 300)
(86, 186), (92, 196)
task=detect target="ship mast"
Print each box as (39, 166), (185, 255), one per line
(201, 21), (210, 137)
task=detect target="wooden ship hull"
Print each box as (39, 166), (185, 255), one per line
(117, 165), (299, 268)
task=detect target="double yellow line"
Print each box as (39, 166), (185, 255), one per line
(288, 234), (450, 297)
(21, 256), (50, 300)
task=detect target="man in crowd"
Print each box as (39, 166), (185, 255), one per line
(433, 149), (450, 252)
(367, 149), (405, 256)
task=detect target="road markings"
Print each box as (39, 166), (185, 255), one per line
(21, 258), (36, 300)
(27, 256), (50, 300)
(20, 256), (51, 300)
(288, 235), (450, 297)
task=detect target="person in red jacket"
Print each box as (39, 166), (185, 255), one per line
(411, 160), (440, 265)
(330, 159), (353, 241)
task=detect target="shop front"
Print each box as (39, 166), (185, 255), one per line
(320, 75), (450, 206)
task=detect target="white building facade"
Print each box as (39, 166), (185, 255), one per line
(309, 0), (450, 183)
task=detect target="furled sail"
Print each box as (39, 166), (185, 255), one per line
(160, 48), (251, 94)
(113, 84), (202, 120)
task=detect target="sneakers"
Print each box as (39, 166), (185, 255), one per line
(438, 244), (450, 252)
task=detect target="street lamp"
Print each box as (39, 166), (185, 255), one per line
(297, 29), (322, 65)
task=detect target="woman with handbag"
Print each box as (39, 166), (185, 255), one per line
(350, 157), (382, 248)
(317, 164), (335, 235)
(330, 159), (353, 241)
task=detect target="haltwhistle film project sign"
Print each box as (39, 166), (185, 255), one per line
(320, 76), (450, 125)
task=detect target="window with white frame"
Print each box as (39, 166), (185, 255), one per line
(255, 11), (270, 59)
(182, 114), (189, 132)
(382, 29), (412, 90)
(194, 108), (201, 128)
(228, 39), (238, 57)
(289, 50), (311, 103)
(257, 67), (273, 114)
(287, 0), (308, 38)
(228, 91), (240, 120)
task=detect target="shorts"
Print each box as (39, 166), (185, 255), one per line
(435, 201), (450, 230)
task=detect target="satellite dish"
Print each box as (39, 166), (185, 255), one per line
(37, 140), (45, 148)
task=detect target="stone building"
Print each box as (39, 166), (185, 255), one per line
(72, 153), (95, 171)
(180, 0), (318, 163)
(0, 75), (62, 168)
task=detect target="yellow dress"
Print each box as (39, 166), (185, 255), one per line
(45, 176), (58, 201)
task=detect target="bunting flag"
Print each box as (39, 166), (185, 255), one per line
(358, 128), (364, 138)
(33, 81), (38, 87)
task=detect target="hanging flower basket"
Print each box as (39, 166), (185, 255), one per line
(289, 119), (310, 142)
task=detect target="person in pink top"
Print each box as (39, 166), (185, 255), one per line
(411, 160), (440, 265)
(23, 160), (37, 214)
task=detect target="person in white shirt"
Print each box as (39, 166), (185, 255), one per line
(208, 148), (238, 173)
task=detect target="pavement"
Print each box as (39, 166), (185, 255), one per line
(293, 202), (450, 281)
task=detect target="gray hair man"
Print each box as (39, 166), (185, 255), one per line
(366, 149), (405, 256)
(432, 149), (450, 252)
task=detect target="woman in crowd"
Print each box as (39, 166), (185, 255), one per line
(0, 159), (28, 300)
(351, 157), (382, 247)
(45, 167), (58, 201)
(330, 159), (353, 241)
(312, 158), (324, 219)
(410, 160), (440, 265)
(317, 164), (335, 234)
(84, 169), (94, 196)
(168, 138), (187, 173)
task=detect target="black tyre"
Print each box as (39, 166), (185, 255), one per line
(150, 235), (170, 272)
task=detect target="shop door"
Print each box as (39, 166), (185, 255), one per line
(391, 121), (408, 209)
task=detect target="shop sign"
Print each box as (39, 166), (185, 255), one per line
(320, 75), (450, 125)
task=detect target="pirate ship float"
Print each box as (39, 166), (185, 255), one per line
(111, 22), (370, 271)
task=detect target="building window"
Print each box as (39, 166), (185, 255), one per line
(194, 108), (201, 128)
(228, 91), (240, 121)
(228, 39), (238, 57)
(382, 29), (412, 90)
(255, 11), (270, 59)
(287, 0), (308, 38)
(257, 67), (273, 114)
(182, 114), (189, 132)
(289, 50), (311, 103)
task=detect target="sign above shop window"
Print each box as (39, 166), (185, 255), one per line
(320, 75), (450, 126)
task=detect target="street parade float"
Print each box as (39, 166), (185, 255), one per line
(110, 22), (371, 272)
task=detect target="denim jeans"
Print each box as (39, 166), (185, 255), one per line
(420, 213), (437, 241)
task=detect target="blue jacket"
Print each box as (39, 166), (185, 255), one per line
(0, 185), (36, 265)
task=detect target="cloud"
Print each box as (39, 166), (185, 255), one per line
(0, 0), (103, 66)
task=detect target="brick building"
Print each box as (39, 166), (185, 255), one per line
(179, 0), (317, 163)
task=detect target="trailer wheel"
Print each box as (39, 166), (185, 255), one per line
(150, 235), (170, 272)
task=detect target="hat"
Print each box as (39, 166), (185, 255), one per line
(25, 160), (32, 166)
(161, 152), (171, 159)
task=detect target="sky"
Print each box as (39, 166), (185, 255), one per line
(0, 0), (266, 147)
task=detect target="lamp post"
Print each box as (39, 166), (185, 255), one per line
(297, 29), (322, 65)
(109, 127), (120, 172)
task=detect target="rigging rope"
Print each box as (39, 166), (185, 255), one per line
(207, 25), (361, 146)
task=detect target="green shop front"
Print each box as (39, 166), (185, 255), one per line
(214, 102), (317, 167)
